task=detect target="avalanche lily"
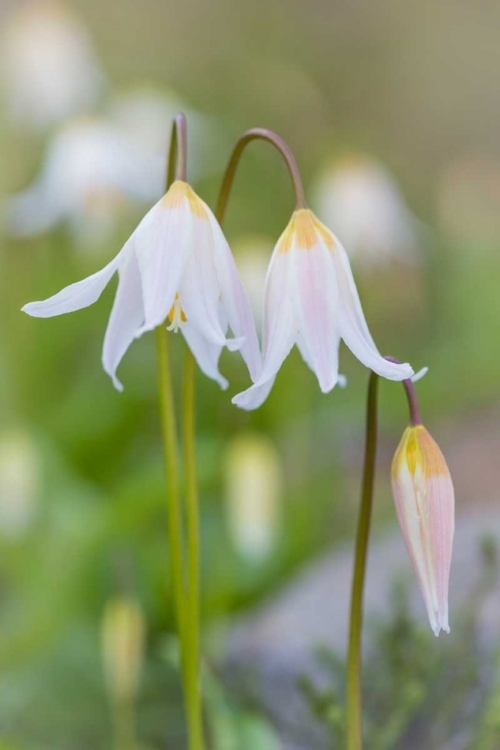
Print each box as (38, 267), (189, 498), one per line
(233, 208), (414, 410)
(22, 180), (261, 391)
(391, 424), (455, 636)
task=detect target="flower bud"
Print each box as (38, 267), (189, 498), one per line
(101, 596), (145, 705)
(391, 425), (454, 636)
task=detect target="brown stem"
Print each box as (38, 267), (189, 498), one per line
(167, 113), (188, 184)
(215, 127), (306, 223)
(384, 356), (422, 426)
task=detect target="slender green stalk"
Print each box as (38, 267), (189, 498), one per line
(112, 697), (137, 750)
(155, 326), (187, 671)
(346, 362), (422, 748)
(182, 348), (204, 749)
(346, 371), (379, 750)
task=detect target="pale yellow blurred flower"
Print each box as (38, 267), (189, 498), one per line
(224, 433), (283, 561)
(232, 235), (273, 336)
(101, 596), (146, 705)
(1, 0), (105, 129)
(0, 430), (39, 538)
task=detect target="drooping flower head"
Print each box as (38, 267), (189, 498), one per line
(391, 424), (455, 636)
(23, 180), (261, 391)
(233, 208), (414, 410)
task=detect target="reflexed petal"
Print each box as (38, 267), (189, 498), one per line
(290, 239), (341, 393)
(134, 198), (192, 333)
(232, 248), (296, 410)
(22, 240), (129, 318)
(332, 239), (414, 381)
(207, 212), (262, 380)
(102, 245), (144, 391)
(182, 322), (228, 390)
(179, 215), (240, 350)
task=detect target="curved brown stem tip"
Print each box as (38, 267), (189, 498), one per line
(384, 356), (422, 426)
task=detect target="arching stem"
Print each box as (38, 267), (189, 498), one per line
(216, 127), (307, 224)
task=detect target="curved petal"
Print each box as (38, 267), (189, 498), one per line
(232, 247), (296, 410)
(134, 198), (192, 334)
(182, 322), (228, 390)
(102, 244), (144, 391)
(22, 240), (129, 318)
(207, 211), (262, 380)
(290, 239), (341, 393)
(179, 215), (239, 350)
(332, 239), (413, 380)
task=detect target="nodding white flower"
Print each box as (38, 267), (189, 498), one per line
(101, 596), (145, 705)
(391, 424), (455, 636)
(224, 433), (283, 562)
(5, 116), (164, 245)
(22, 180), (261, 391)
(312, 156), (419, 269)
(233, 209), (413, 410)
(1, 0), (105, 130)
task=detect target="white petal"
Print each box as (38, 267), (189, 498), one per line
(102, 244), (144, 391)
(332, 239), (414, 380)
(232, 247), (296, 410)
(207, 211), (262, 380)
(22, 240), (129, 318)
(182, 322), (228, 390)
(179, 216), (239, 350)
(290, 241), (341, 393)
(134, 198), (192, 334)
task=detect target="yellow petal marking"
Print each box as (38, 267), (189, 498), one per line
(161, 180), (208, 219)
(277, 209), (335, 253)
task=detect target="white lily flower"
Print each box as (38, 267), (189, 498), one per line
(233, 208), (414, 410)
(22, 180), (262, 391)
(1, 0), (105, 130)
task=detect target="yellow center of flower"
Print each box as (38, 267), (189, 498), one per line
(278, 209), (336, 253)
(161, 180), (208, 219)
(167, 294), (187, 332)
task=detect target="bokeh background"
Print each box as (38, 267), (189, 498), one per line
(1, 0), (500, 748)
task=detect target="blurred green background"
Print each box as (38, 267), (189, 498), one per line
(1, 0), (500, 747)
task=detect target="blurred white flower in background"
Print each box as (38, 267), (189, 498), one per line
(0, 430), (39, 538)
(224, 433), (283, 562)
(4, 90), (215, 246)
(0, 0), (105, 130)
(232, 235), (273, 336)
(312, 156), (420, 269)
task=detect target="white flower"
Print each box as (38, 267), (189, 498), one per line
(5, 116), (160, 244)
(1, 0), (105, 130)
(224, 433), (283, 562)
(233, 208), (414, 410)
(312, 156), (419, 268)
(22, 180), (262, 391)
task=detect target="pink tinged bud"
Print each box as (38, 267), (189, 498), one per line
(391, 425), (455, 636)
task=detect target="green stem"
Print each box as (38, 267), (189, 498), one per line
(155, 326), (187, 675)
(182, 348), (204, 750)
(346, 371), (379, 750)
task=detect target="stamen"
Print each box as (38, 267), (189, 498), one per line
(167, 293), (187, 332)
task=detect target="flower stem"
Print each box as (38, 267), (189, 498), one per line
(155, 325), (187, 675)
(345, 360), (423, 748)
(216, 127), (307, 222)
(346, 370), (379, 750)
(182, 348), (204, 750)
